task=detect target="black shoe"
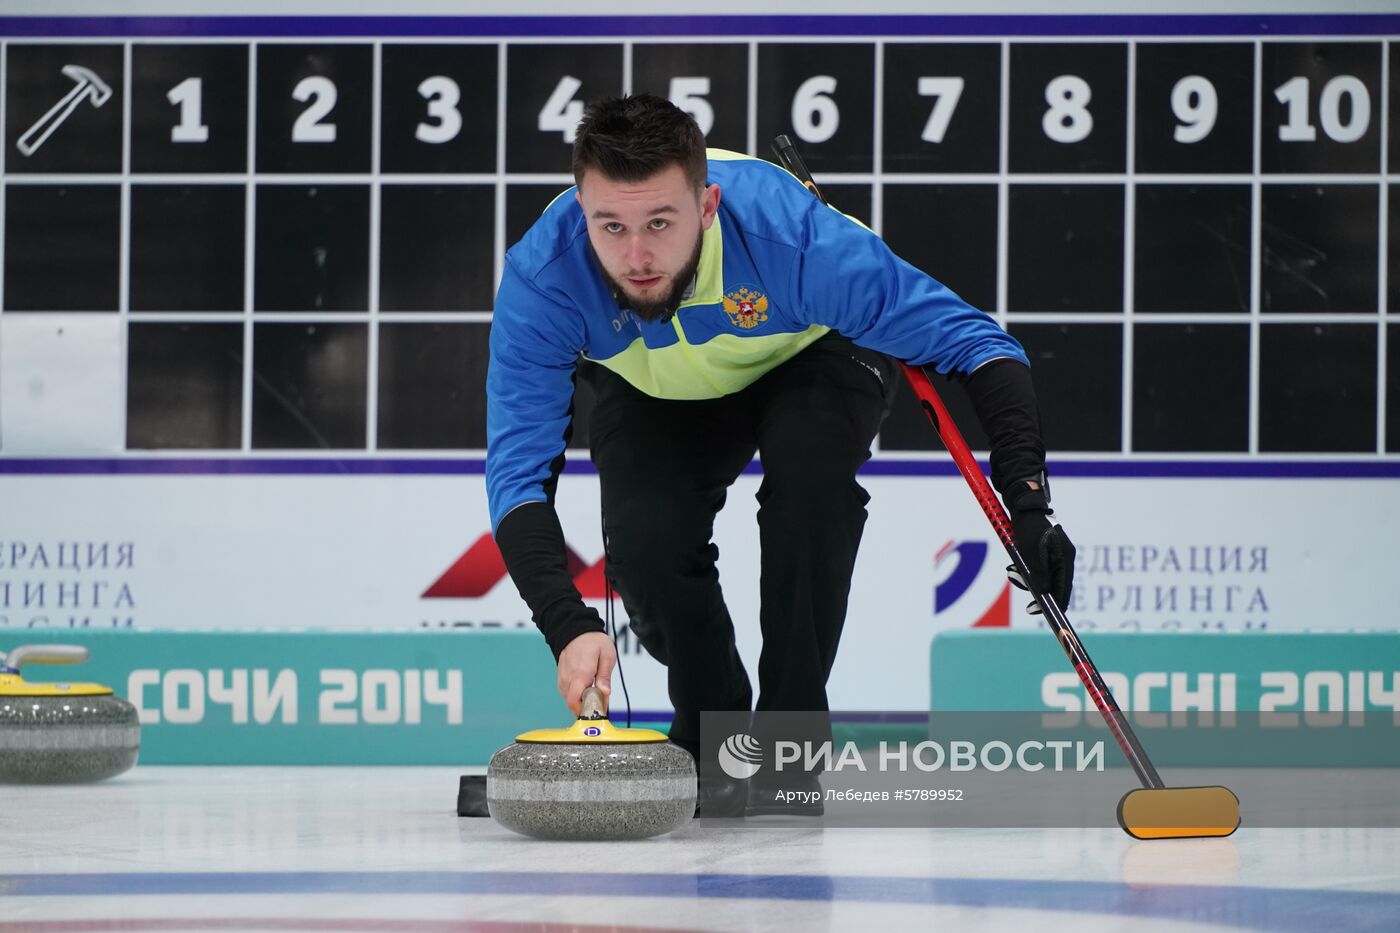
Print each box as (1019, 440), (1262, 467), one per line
(695, 774), (749, 818)
(746, 773), (825, 817)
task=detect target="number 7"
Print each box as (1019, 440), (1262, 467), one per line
(918, 76), (965, 144)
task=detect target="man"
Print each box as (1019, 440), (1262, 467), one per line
(486, 95), (1074, 797)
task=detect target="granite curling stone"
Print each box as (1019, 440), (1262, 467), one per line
(0, 644), (140, 783)
(487, 687), (695, 840)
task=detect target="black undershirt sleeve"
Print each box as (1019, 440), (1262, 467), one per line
(956, 358), (1047, 495)
(494, 500), (605, 661)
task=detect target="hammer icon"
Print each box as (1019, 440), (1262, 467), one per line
(17, 64), (113, 157)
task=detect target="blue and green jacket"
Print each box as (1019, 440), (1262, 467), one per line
(486, 150), (1028, 530)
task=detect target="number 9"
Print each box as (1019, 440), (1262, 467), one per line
(1170, 75), (1217, 144)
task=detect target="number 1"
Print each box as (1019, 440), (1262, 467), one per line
(167, 77), (209, 143)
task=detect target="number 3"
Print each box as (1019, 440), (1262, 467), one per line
(416, 76), (462, 144)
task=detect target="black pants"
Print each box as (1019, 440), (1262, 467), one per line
(587, 332), (897, 757)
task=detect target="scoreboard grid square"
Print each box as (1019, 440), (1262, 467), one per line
(1132, 322), (1250, 453)
(0, 31), (1395, 457)
(376, 321), (489, 450)
(127, 320), (243, 450)
(3, 182), (121, 312)
(129, 182), (246, 312)
(1259, 322), (1377, 452)
(1134, 183), (1254, 314)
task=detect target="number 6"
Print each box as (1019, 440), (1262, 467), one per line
(792, 75), (839, 144)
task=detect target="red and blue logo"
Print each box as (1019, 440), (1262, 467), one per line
(934, 540), (1010, 628)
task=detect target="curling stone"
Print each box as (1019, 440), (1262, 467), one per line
(487, 687), (695, 840)
(0, 644), (140, 783)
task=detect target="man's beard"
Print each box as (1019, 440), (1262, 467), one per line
(595, 231), (703, 324)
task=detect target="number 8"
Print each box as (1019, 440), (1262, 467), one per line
(1042, 75), (1092, 144)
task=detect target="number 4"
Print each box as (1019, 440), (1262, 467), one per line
(539, 75), (584, 143)
(917, 77), (964, 144)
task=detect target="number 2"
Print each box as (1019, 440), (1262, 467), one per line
(292, 76), (337, 143)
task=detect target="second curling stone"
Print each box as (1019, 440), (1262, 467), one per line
(0, 644), (140, 784)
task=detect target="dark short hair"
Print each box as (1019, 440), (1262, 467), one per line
(571, 94), (707, 192)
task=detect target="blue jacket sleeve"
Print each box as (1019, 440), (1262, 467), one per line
(787, 200), (1027, 373)
(485, 255), (587, 531)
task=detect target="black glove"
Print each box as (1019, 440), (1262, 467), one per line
(1004, 479), (1075, 616)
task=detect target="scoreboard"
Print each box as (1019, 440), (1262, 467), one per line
(1, 19), (1397, 459)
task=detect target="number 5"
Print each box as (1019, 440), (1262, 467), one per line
(668, 77), (714, 136)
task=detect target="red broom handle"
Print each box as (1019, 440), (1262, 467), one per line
(900, 363), (1165, 790)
